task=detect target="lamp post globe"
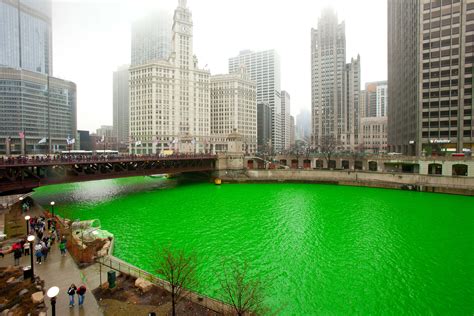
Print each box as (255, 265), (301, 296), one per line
(50, 201), (55, 217)
(24, 215), (30, 234)
(47, 286), (60, 316)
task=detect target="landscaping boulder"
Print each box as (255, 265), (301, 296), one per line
(18, 289), (28, 296)
(31, 291), (44, 304)
(134, 277), (153, 293)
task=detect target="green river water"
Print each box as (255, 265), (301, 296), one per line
(32, 177), (474, 315)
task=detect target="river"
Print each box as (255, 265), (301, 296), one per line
(32, 177), (474, 315)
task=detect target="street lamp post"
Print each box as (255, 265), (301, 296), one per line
(50, 201), (55, 217)
(19, 196), (24, 213)
(24, 215), (30, 235)
(47, 286), (59, 316)
(27, 235), (35, 282)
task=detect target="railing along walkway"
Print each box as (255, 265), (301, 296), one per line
(97, 239), (232, 314)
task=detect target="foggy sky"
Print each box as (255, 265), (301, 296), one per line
(52, 0), (387, 132)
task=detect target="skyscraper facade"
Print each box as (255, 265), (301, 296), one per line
(388, 0), (474, 155)
(257, 102), (272, 152)
(311, 8), (361, 151)
(131, 10), (172, 66)
(281, 90), (291, 150)
(344, 55), (361, 150)
(210, 70), (257, 153)
(296, 109), (311, 141)
(113, 65), (129, 150)
(129, 0), (210, 154)
(0, 0), (76, 155)
(0, 0), (52, 75)
(290, 115), (296, 148)
(0, 67), (76, 154)
(363, 81), (388, 118)
(229, 49), (282, 152)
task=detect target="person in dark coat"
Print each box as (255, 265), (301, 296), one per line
(67, 284), (77, 307)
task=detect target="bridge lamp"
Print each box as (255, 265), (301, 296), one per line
(24, 215), (30, 234)
(50, 201), (55, 217)
(47, 286), (59, 316)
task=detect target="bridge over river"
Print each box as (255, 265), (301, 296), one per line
(0, 154), (216, 195)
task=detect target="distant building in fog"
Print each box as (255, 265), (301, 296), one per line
(113, 65), (129, 150)
(131, 11), (172, 66)
(257, 102), (272, 152)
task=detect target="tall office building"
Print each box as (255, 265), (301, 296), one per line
(0, 0), (52, 74)
(0, 0), (76, 155)
(388, 0), (473, 155)
(296, 109), (311, 141)
(290, 115), (296, 148)
(344, 55), (361, 150)
(113, 65), (129, 150)
(210, 69), (257, 153)
(376, 83), (388, 117)
(229, 49), (282, 152)
(360, 82), (388, 152)
(311, 8), (361, 151)
(363, 81), (388, 118)
(129, 0), (210, 154)
(281, 90), (291, 150)
(257, 102), (272, 152)
(131, 10), (172, 66)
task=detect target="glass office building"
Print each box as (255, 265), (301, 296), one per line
(0, 0), (53, 75)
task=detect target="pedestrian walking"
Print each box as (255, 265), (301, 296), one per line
(41, 245), (49, 262)
(23, 241), (30, 255)
(13, 247), (22, 266)
(77, 284), (87, 307)
(67, 284), (77, 307)
(59, 241), (66, 256)
(34, 243), (43, 264)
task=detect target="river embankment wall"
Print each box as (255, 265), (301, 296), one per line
(218, 169), (474, 196)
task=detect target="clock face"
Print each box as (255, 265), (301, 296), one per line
(181, 25), (187, 33)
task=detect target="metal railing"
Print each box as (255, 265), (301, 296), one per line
(0, 153), (217, 166)
(98, 238), (232, 314)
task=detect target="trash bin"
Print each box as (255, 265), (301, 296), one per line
(107, 270), (116, 288)
(23, 266), (33, 279)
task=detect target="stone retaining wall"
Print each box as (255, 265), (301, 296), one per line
(219, 169), (474, 195)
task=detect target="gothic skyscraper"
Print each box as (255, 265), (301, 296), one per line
(311, 8), (361, 151)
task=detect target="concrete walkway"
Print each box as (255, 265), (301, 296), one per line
(0, 231), (103, 315)
(0, 241), (103, 315)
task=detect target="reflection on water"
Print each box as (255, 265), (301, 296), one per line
(32, 178), (474, 315)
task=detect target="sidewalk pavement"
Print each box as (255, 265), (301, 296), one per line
(0, 238), (104, 316)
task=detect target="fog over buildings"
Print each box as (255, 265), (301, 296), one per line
(51, 0), (387, 132)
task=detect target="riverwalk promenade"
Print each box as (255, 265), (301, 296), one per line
(0, 205), (103, 315)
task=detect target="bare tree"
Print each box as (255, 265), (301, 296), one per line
(219, 260), (267, 316)
(156, 246), (198, 316)
(319, 135), (339, 168)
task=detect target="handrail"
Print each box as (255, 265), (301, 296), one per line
(98, 238), (232, 314)
(0, 154), (217, 166)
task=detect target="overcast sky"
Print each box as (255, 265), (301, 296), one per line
(52, 0), (387, 132)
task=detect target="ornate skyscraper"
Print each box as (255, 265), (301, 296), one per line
(311, 8), (361, 151)
(129, 0), (210, 154)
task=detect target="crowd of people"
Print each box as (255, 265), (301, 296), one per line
(5, 214), (88, 307)
(8, 216), (65, 266)
(0, 152), (215, 165)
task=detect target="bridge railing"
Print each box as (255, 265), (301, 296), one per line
(0, 153), (217, 166)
